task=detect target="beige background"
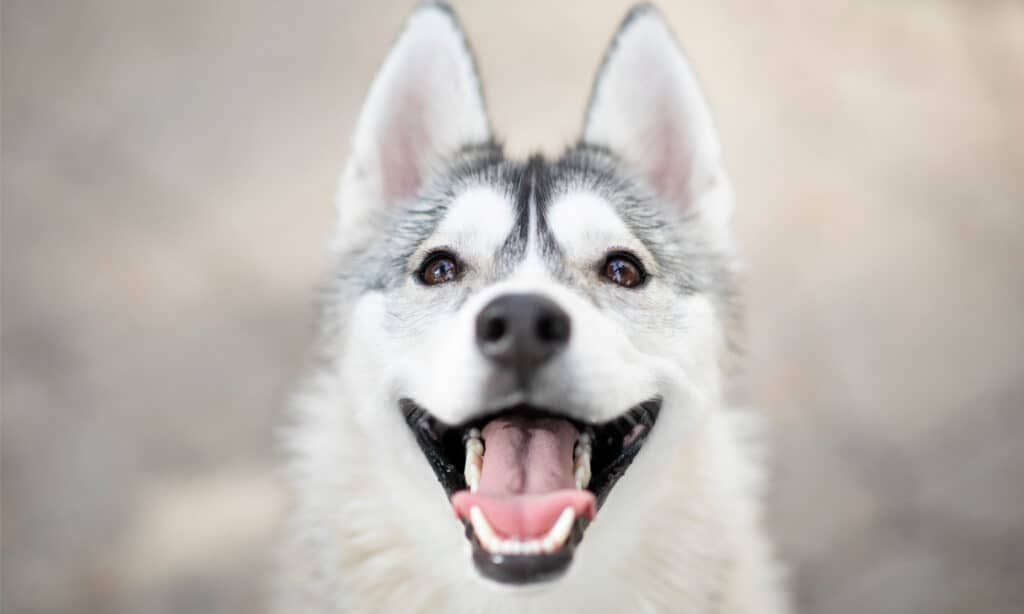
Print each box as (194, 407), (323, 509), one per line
(3, 1), (1023, 613)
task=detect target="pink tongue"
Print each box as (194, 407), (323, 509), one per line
(451, 415), (596, 539)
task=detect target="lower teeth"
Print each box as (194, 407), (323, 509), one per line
(469, 505), (576, 555)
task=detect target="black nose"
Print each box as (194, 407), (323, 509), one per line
(476, 293), (571, 373)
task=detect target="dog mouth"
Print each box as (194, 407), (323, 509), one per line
(400, 397), (661, 585)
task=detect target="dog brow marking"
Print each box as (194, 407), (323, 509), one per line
(527, 158), (539, 257)
(519, 155), (545, 265)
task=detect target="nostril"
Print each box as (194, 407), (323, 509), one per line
(476, 294), (569, 368)
(481, 316), (506, 343)
(536, 312), (570, 343)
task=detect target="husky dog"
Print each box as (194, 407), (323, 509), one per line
(277, 2), (789, 612)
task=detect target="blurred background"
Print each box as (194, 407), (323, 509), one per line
(3, 1), (1022, 613)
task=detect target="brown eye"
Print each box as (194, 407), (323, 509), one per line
(419, 252), (460, 285)
(602, 252), (646, 288)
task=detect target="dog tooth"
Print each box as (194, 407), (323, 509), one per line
(545, 507), (576, 552)
(574, 448), (591, 489)
(574, 464), (591, 490)
(469, 506), (500, 551)
(464, 448), (482, 492)
(485, 537), (545, 556)
(574, 432), (592, 460)
(464, 460), (480, 492)
(465, 429), (484, 456)
(574, 432), (592, 489)
(464, 432), (484, 492)
(464, 456), (481, 491)
(522, 539), (543, 555)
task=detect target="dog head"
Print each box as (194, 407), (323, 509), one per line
(314, 2), (737, 591)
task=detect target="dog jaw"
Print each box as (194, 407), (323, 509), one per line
(278, 378), (788, 613)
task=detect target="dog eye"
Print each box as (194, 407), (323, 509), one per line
(602, 252), (646, 288)
(419, 251), (460, 285)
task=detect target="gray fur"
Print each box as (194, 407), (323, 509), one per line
(320, 141), (737, 352)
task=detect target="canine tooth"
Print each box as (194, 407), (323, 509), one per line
(541, 536), (557, 553)
(574, 461), (591, 490)
(464, 431), (484, 492)
(464, 450), (482, 492)
(574, 446), (591, 489)
(469, 506), (499, 551)
(577, 431), (593, 456)
(551, 506), (576, 539)
(574, 432), (592, 488)
(465, 428), (484, 455)
(574, 432), (592, 459)
(465, 460), (481, 492)
(542, 507), (576, 553)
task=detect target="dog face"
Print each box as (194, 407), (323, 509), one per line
(318, 3), (736, 589)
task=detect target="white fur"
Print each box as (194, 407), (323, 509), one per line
(280, 378), (788, 613)
(277, 5), (789, 613)
(546, 191), (658, 274)
(416, 186), (517, 271)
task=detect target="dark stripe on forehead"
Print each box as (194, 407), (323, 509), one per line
(495, 155), (543, 274)
(530, 157), (566, 268)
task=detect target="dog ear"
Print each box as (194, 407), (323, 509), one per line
(335, 3), (490, 242)
(583, 5), (725, 213)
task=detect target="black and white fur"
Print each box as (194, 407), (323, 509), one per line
(277, 3), (789, 612)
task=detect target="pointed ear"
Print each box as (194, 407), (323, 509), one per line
(335, 3), (490, 239)
(583, 5), (724, 211)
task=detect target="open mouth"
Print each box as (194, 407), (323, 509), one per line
(400, 397), (661, 584)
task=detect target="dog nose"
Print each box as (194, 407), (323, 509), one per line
(476, 293), (571, 372)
